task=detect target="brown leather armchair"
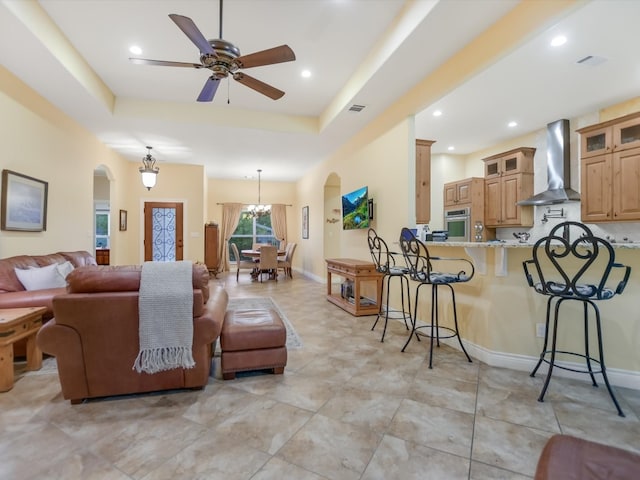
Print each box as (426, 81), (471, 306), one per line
(37, 264), (228, 404)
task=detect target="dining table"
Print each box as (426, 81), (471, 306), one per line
(240, 249), (287, 280)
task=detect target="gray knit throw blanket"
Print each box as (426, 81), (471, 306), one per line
(133, 260), (195, 374)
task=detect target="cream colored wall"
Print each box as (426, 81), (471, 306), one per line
(127, 162), (207, 264)
(0, 66), (129, 259)
(0, 66), (209, 266)
(297, 119), (413, 281)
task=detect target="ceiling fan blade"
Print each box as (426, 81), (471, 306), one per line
(233, 72), (285, 100)
(129, 58), (204, 69)
(235, 45), (296, 69)
(197, 77), (221, 102)
(169, 14), (216, 56)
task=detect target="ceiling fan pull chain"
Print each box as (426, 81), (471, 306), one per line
(227, 77), (230, 104)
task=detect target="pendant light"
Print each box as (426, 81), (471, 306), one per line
(139, 146), (159, 190)
(246, 169), (270, 218)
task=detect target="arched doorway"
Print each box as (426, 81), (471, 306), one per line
(93, 165), (113, 265)
(323, 173), (341, 262)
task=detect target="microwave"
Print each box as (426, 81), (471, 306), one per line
(444, 206), (471, 242)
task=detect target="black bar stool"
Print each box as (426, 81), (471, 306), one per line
(523, 221), (631, 417)
(398, 227), (475, 368)
(367, 228), (411, 342)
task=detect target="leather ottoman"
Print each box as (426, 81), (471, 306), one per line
(220, 309), (287, 380)
(535, 434), (640, 480)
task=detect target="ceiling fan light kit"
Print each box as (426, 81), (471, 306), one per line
(129, 0), (295, 102)
(139, 146), (159, 190)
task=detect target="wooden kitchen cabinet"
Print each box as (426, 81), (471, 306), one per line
(415, 139), (435, 224)
(578, 112), (640, 222)
(204, 223), (219, 276)
(483, 147), (534, 178)
(483, 148), (535, 227)
(443, 178), (481, 207)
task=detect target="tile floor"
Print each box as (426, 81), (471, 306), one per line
(2, 273), (639, 479)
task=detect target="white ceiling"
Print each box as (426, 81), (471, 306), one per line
(1, 0), (638, 182)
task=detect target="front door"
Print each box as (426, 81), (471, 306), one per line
(143, 202), (184, 261)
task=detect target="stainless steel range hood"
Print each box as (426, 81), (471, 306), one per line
(517, 119), (580, 206)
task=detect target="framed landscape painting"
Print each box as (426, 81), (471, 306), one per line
(1, 170), (48, 231)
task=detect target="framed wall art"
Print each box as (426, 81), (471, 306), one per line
(1, 169), (48, 232)
(302, 205), (309, 239)
(119, 209), (128, 231)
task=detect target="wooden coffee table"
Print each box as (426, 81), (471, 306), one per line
(0, 306), (47, 391)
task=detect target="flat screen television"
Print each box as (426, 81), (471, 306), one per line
(342, 186), (369, 230)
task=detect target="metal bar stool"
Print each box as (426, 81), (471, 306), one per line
(399, 227), (475, 368)
(523, 221), (631, 417)
(367, 228), (411, 342)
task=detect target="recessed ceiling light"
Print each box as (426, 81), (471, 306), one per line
(550, 35), (567, 47)
(508, 121), (518, 128)
(301, 69), (311, 78)
(129, 45), (142, 55)
(447, 146), (455, 151)
(432, 110), (442, 117)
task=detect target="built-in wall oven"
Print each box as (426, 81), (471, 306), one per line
(444, 206), (471, 242)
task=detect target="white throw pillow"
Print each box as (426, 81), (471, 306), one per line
(15, 263), (67, 290)
(56, 261), (75, 280)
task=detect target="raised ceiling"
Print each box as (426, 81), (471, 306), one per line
(0, 1), (638, 181)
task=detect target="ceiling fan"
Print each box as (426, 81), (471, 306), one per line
(129, 0), (295, 102)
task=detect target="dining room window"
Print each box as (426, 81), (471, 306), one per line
(229, 211), (277, 261)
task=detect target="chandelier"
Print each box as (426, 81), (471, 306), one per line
(139, 146), (159, 190)
(246, 169), (271, 218)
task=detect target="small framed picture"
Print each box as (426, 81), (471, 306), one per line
(302, 206), (309, 239)
(119, 209), (128, 231)
(1, 170), (48, 232)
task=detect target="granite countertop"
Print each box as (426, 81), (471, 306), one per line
(426, 240), (640, 249)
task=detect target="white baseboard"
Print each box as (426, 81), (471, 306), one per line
(388, 314), (640, 391)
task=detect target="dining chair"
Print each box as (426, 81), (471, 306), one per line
(258, 245), (278, 282)
(399, 227), (475, 368)
(523, 221), (631, 416)
(230, 243), (257, 281)
(278, 243), (296, 278)
(367, 228), (411, 342)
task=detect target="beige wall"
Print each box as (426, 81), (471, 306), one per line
(0, 66), (210, 266)
(0, 66), (129, 260)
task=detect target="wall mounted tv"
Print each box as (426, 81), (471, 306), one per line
(342, 186), (369, 230)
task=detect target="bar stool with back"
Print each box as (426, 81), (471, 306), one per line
(523, 221), (631, 416)
(367, 228), (411, 342)
(399, 227), (475, 368)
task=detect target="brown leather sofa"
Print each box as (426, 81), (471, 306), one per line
(36, 263), (228, 404)
(0, 251), (97, 356)
(0, 251), (97, 316)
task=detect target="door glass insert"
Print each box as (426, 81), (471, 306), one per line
(151, 207), (176, 261)
(620, 125), (640, 145)
(486, 163), (499, 176)
(586, 133), (606, 152)
(504, 157), (517, 172)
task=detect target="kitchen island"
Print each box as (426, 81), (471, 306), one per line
(397, 240), (639, 390)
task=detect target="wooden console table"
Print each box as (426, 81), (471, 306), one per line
(326, 258), (382, 316)
(0, 306), (46, 391)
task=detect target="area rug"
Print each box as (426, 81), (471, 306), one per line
(226, 296), (303, 349)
